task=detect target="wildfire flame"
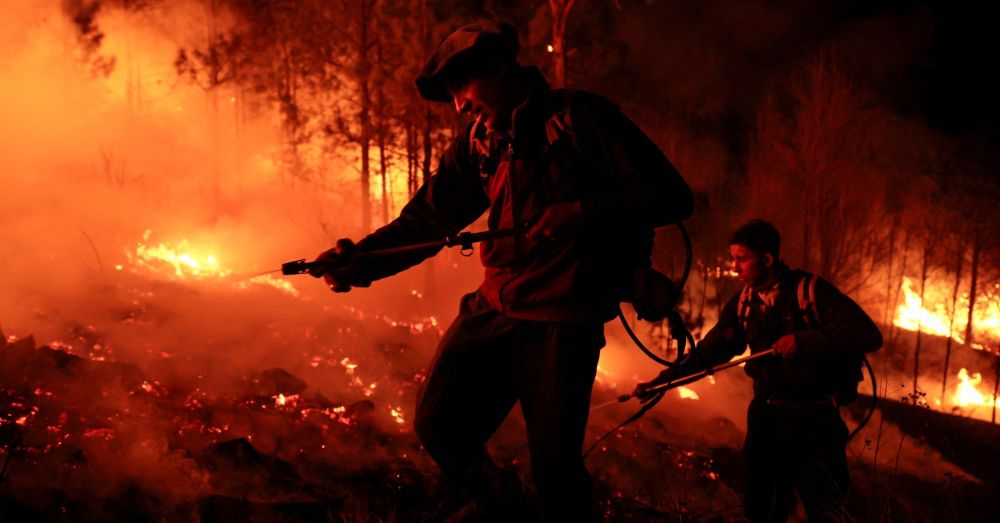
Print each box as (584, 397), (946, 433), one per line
(129, 230), (231, 279)
(894, 277), (957, 340)
(951, 368), (994, 409)
(893, 277), (1000, 348)
(122, 230), (299, 296)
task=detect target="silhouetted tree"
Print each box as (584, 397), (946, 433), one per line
(748, 51), (900, 294)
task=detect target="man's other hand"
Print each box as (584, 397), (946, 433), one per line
(527, 201), (583, 242)
(309, 238), (370, 292)
(772, 334), (798, 359)
(631, 268), (676, 322)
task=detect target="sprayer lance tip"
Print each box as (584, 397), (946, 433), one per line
(281, 259), (311, 275)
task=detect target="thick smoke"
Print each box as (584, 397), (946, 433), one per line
(0, 2), (474, 509)
(1, 1), (993, 519)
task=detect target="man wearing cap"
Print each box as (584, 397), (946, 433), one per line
(311, 21), (692, 521)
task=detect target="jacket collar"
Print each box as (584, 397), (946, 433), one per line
(471, 66), (552, 145)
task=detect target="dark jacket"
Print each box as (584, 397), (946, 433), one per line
(353, 67), (693, 322)
(681, 265), (883, 402)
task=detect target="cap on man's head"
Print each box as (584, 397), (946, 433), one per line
(416, 21), (520, 103)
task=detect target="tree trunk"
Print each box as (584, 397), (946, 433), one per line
(378, 135), (389, 223)
(889, 231), (910, 343)
(205, 0), (222, 209)
(420, 0), (433, 186)
(942, 236), (964, 405)
(965, 235), (982, 348)
(913, 242), (929, 398)
(375, 38), (389, 224)
(417, 0), (436, 297)
(357, 0), (375, 231)
(406, 123), (417, 197)
(993, 355), (999, 424)
(884, 213), (900, 327)
(548, 0), (576, 87)
(278, 41), (299, 183)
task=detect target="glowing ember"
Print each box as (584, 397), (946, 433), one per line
(274, 393), (300, 407)
(242, 274), (300, 297)
(342, 305), (443, 335)
(390, 406), (406, 425)
(82, 428), (115, 440)
(677, 386), (700, 400)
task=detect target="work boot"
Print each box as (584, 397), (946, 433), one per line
(423, 460), (532, 522)
(422, 480), (476, 523)
(473, 464), (532, 521)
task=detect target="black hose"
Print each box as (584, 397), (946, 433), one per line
(848, 354), (878, 441)
(616, 222), (695, 367)
(618, 309), (676, 366)
(585, 390), (666, 458)
(588, 223), (695, 459)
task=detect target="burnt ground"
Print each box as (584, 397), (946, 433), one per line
(1, 328), (997, 523)
(0, 308), (1000, 522)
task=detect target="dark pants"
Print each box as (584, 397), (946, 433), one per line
(414, 291), (605, 522)
(743, 398), (850, 523)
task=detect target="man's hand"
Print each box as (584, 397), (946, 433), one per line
(772, 334), (798, 359)
(309, 238), (371, 293)
(631, 268), (676, 322)
(526, 201), (583, 242)
(631, 368), (676, 402)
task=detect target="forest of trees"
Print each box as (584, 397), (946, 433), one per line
(64, 1), (1000, 387)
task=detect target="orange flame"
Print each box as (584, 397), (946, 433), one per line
(129, 230), (231, 279)
(123, 230), (299, 296)
(893, 277), (961, 341)
(677, 386), (700, 400)
(952, 368), (991, 409)
(893, 277), (1000, 348)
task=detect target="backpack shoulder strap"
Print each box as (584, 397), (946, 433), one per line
(738, 285), (754, 332)
(797, 272), (821, 329)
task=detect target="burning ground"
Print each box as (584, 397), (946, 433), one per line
(1, 248), (997, 521)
